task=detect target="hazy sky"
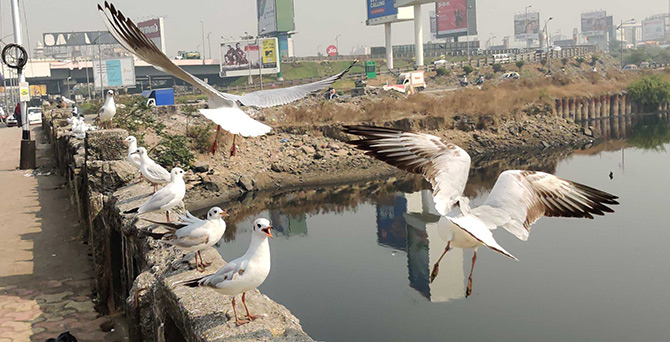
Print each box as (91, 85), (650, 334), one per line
(0, 0), (667, 58)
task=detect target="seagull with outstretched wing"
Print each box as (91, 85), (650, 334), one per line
(344, 125), (619, 297)
(98, 2), (357, 155)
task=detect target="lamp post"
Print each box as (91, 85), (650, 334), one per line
(617, 19), (635, 70)
(525, 5), (532, 49)
(335, 34), (342, 55)
(91, 32), (111, 99)
(466, 5), (473, 64)
(543, 17), (553, 73)
(207, 32), (212, 59)
(257, 28), (266, 90)
(200, 21), (205, 64)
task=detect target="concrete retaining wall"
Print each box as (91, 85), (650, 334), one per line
(42, 109), (313, 342)
(553, 93), (670, 121)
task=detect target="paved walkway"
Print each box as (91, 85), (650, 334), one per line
(0, 125), (123, 341)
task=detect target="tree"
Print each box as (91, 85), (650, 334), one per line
(436, 67), (450, 77)
(515, 60), (525, 71)
(463, 65), (474, 75)
(492, 63), (503, 73)
(561, 58), (569, 67)
(591, 55), (600, 65)
(575, 56), (586, 66)
(628, 75), (670, 112)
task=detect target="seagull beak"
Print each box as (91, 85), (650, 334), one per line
(262, 227), (273, 238)
(130, 151), (139, 155)
(221, 210), (229, 217)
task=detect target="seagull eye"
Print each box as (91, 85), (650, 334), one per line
(257, 224), (261, 228)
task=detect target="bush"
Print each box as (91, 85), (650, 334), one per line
(436, 67), (450, 77)
(561, 58), (569, 66)
(591, 55), (600, 65)
(463, 65), (474, 75)
(492, 63), (503, 73)
(515, 61), (525, 71)
(628, 75), (670, 112)
(151, 135), (195, 169)
(575, 56), (586, 66)
(187, 123), (213, 153)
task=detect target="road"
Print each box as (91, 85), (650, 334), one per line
(0, 124), (124, 341)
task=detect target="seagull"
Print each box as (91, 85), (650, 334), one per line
(178, 218), (273, 326)
(98, 2), (356, 156)
(343, 125), (619, 297)
(131, 147), (170, 192)
(124, 167), (186, 222)
(143, 207), (228, 271)
(124, 136), (141, 170)
(98, 89), (116, 129)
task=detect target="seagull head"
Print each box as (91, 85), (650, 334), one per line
(253, 218), (273, 238)
(171, 167), (185, 179)
(124, 136), (137, 145)
(207, 207), (228, 219)
(131, 147), (147, 157)
(107, 90), (114, 97)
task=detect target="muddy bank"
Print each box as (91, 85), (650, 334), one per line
(185, 107), (592, 210)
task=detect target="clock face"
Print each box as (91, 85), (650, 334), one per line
(1, 43), (28, 70)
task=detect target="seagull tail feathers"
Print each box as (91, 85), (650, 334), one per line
(199, 107), (271, 137)
(124, 207), (139, 214)
(174, 276), (206, 288)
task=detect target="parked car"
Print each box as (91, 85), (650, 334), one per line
(623, 64), (639, 71)
(27, 107), (42, 125)
(6, 114), (17, 127)
(551, 45), (562, 51)
(640, 62), (650, 69)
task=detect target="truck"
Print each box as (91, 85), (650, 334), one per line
(383, 71), (426, 94)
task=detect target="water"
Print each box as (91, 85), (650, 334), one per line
(211, 115), (670, 342)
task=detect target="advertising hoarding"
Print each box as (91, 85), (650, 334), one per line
(581, 11), (607, 36)
(93, 58), (136, 90)
(258, 0), (295, 34)
(275, 0), (295, 32)
(642, 19), (665, 41)
(394, 0), (436, 7)
(43, 31), (116, 47)
(220, 38), (280, 78)
(514, 12), (540, 41)
(366, 0), (413, 25)
(435, 0), (477, 38)
(137, 18), (166, 53)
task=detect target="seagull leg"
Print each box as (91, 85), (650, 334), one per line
(430, 241), (451, 283)
(242, 292), (260, 320)
(466, 251), (477, 297)
(232, 297), (249, 325)
(165, 211), (170, 222)
(194, 252), (204, 272)
(210, 125), (221, 154)
(230, 135), (237, 157)
(197, 251), (211, 268)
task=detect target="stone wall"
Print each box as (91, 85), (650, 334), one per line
(42, 109), (314, 342)
(553, 93), (670, 120)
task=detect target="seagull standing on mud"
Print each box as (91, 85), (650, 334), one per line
(98, 2), (356, 156)
(178, 218), (273, 326)
(132, 147), (170, 192)
(143, 207), (227, 271)
(344, 125), (619, 297)
(125, 167), (186, 222)
(98, 89), (116, 129)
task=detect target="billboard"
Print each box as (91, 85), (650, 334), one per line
(220, 38), (280, 78)
(43, 31), (116, 47)
(137, 18), (166, 53)
(435, 0), (477, 38)
(642, 19), (665, 41)
(581, 11), (607, 36)
(514, 12), (540, 41)
(93, 58), (136, 90)
(366, 0), (413, 25)
(257, 0), (295, 34)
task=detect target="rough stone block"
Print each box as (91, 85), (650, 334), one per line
(86, 129), (128, 161)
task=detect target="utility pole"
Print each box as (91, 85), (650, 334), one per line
(11, 0), (35, 169)
(544, 17), (553, 73)
(200, 21), (205, 64)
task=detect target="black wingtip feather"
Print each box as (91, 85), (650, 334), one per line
(124, 207), (139, 214)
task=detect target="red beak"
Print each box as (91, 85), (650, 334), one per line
(262, 227), (273, 238)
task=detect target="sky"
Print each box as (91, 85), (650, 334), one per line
(0, 0), (667, 58)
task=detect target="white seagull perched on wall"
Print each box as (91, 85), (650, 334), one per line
(179, 218), (273, 326)
(124, 167), (186, 222)
(132, 147), (171, 192)
(143, 207), (228, 271)
(98, 89), (116, 129)
(344, 125), (619, 297)
(98, 2), (357, 156)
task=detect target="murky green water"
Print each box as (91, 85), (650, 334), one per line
(213, 114), (670, 342)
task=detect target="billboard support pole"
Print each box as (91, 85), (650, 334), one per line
(385, 23), (394, 70)
(413, 3), (424, 67)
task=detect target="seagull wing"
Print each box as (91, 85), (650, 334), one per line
(344, 125), (471, 215)
(145, 163), (171, 183)
(228, 61), (358, 108)
(173, 225), (210, 249)
(138, 186), (176, 213)
(472, 170), (619, 241)
(200, 258), (248, 288)
(98, 2), (271, 137)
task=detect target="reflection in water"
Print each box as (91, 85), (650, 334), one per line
(578, 113), (670, 151)
(269, 210), (308, 237)
(376, 195), (408, 251)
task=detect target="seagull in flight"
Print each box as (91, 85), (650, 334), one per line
(178, 218), (273, 326)
(98, 2), (357, 155)
(344, 125), (619, 297)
